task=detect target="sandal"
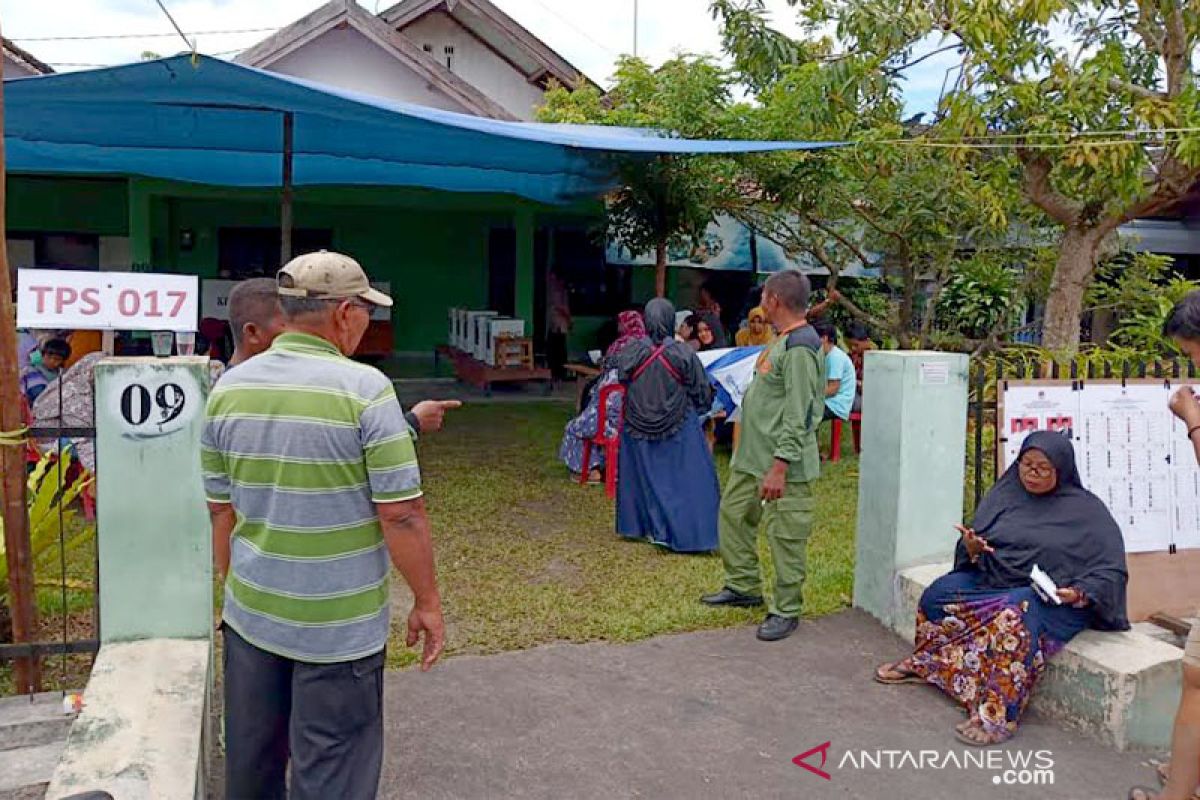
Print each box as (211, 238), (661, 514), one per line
(954, 721), (1012, 747)
(873, 660), (925, 685)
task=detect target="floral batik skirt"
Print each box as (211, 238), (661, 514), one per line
(907, 570), (1090, 741)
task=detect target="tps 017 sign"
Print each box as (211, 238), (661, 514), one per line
(17, 269), (199, 333)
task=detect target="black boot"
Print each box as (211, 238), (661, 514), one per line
(700, 587), (764, 607)
(756, 613), (799, 641)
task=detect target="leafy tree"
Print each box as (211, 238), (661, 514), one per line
(782, 0), (1200, 353)
(538, 56), (742, 297)
(712, 3), (1019, 348)
(936, 256), (1023, 340)
(1087, 251), (1200, 351)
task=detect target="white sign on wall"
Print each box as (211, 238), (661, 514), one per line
(1000, 381), (1200, 554)
(17, 269), (199, 332)
(201, 279), (392, 323)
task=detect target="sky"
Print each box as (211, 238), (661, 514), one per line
(0, 0), (957, 113)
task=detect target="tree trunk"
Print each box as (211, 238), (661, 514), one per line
(0, 33), (40, 692)
(1041, 227), (1105, 353)
(654, 237), (667, 298)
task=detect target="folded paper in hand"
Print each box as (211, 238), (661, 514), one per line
(1030, 564), (1062, 605)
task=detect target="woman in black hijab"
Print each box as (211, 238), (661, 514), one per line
(874, 431), (1128, 746)
(611, 298), (720, 553)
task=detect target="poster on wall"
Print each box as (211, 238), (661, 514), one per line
(999, 380), (1186, 553)
(604, 214), (880, 276)
(201, 279), (392, 322)
(999, 384), (1076, 467)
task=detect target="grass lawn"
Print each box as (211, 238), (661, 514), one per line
(2, 401), (861, 688)
(386, 401), (859, 668)
(0, 519), (98, 696)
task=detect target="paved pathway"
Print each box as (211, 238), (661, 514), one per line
(382, 610), (1162, 799)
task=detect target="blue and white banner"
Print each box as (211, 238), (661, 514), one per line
(698, 346), (764, 418)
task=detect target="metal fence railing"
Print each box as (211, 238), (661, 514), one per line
(1, 373), (100, 695)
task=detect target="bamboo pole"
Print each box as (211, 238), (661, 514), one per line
(0, 16), (42, 693)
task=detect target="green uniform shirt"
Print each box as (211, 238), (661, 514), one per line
(731, 324), (826, 482)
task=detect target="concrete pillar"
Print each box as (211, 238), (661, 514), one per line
(514, 206), (535, 326)
(94, 357), (212, 642)
(853, 351), (969, 631)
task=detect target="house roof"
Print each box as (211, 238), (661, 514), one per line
(3, 55), (838, 205)
(234, 0), (517, 120)
(380, 0), (597, 90)
(2, 38), (53, 76)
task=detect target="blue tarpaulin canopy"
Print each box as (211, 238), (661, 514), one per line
(3, 56), (839, 205)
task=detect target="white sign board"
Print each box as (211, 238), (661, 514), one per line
(17, 269), (199, 332)
(1000, 381), (1200, 553)
(200, 279), (392, 323)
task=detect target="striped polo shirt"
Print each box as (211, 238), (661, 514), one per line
(201, 332), (421, 663)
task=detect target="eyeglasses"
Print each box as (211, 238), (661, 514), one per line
(1018, 460), (1055, 477)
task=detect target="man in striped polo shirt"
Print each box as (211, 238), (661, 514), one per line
(202, 251), (444, 800)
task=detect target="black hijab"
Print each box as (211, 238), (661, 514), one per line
(614, 298), (713, 440)
(697, 309), (728, 349)
(957, 430), (1130, 631)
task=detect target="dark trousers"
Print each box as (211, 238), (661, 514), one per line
(547, 331), (568, 379)
(223, 626), (385, 800)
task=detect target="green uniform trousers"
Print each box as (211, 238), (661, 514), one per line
(718, 469), (815, 618)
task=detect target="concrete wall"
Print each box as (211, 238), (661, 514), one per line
(269, 26), (469, 113)
(1120, 218), (1200, 255)
(48, 357), (215, 798)
(403, 11), (546, 120)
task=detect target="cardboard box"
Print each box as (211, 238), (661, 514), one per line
(485, 318), (526, 366)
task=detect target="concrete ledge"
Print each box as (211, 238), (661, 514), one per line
(45, 639), (211, 800)
(895, 562), (1180, 752)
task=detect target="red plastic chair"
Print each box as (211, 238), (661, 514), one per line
(578, 383), (626, 500)
(827, 411), (863, 463)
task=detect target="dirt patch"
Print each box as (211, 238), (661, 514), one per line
(511, 497), (574, 540)
(527, 557), (584, 589)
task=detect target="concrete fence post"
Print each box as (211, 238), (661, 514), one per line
(853, 351), (969, 632)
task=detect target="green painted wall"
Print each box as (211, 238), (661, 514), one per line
(9, 177), (620, 354)
(156, 195), (498, 351)
(9, 176), (128, 235)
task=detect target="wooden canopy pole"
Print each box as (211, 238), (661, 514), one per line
(280, 111), (294, 266)
(0, 16), (41, 693)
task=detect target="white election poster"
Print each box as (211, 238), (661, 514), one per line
(1000, 384), (1076, 467)
(1074, 383), (1172, 553)
(1000, 381), (1190, 553)
(18, 268), (199, 332)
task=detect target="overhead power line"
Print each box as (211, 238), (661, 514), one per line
(153, 0), (196, 52)
(10, 26), (278, 43)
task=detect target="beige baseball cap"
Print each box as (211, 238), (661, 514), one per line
(277, 251), (393, 308)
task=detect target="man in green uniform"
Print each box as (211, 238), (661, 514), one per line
(701, 270), (826, 641)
